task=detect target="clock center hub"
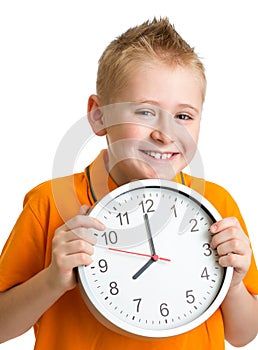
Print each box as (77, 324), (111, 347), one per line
(152, 254), (159, 261)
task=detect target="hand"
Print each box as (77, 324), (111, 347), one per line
(47, 205), (105, 293)
(210, 217), (252, 289)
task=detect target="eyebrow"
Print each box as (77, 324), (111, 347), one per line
(134, 100), (200, 114)
(177, 103), (200, 114)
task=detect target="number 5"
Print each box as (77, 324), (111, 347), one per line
(186, 290), (195, 304)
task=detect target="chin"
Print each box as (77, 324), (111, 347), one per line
(117, 160), (178, 183)
(131, 170), (176, 182)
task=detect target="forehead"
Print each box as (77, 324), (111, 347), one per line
(112, 63), (204, 113)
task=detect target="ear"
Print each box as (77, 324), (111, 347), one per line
(87, 94), (107, 136)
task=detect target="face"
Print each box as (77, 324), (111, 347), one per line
(89, 63), (203, 185)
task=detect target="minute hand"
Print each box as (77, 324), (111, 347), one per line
(144, 213), (156, 255)
(132, 214), (158, 280)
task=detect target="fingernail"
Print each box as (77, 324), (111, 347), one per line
(211, 224), (217, 233)
(93, 218), (105, 229)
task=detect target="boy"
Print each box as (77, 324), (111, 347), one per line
(0, 17), (257, 349)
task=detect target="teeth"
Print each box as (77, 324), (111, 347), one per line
(144, 151), (173, 160)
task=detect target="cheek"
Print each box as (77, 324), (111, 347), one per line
(188, 128), (200, 146)
(177, 125), (200, 158)
(107, 125), (146, 143)
(106, 127), (141, 160)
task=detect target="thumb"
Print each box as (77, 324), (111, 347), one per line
(78, 204), (90, 215)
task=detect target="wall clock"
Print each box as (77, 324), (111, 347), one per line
(78, 179), (233, 338)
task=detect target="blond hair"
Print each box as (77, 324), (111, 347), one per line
(97, 17), (206, 104)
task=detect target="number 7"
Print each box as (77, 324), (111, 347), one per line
(133, 298), (142, 313)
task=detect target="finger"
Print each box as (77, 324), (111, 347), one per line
(218, 253), (250, 271)
(211, 227), (250, 250)
(216, 239), (250, 257)
(72, 228), (97, 244)
(210, 217), (240, 235)
(64, 239), (94, 256)
(64, 214), (105, 232)
(52, 235), (95, 269)
(78, 204), (90, 215)
(58, 251), (94, 269)
(54, 228), (96, 245)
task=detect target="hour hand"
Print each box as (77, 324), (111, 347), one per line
(132, 258), (155, 280)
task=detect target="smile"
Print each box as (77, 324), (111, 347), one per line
(141, 150), (177, 160)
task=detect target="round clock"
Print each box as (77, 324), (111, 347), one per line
(78, 179), (233, 338)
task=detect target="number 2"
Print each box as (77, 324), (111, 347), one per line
(189, 218), (199, 232)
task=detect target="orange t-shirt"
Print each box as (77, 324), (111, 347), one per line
(1, 150), (258, 350)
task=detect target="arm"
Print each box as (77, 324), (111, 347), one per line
(221, 281), (258, 347)
(0, 267), (65, 343)
(211, 218), (258, 347)
(0, 206), (104, 343)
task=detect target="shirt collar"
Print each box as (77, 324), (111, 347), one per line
(86, 149), (190, 203)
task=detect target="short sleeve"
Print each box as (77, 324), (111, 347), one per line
(231, 199), (258, 295)
(0, 200), (46, 291)
(204, 180), (258, 295)
(0, 173), (87, 292)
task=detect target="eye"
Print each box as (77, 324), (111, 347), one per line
(135, 109), (156, 118)
(175, 113), (192, 121)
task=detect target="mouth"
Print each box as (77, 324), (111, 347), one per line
(140, 150), (179, 161)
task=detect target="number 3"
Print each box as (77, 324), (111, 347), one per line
(202, 243), (212, 256)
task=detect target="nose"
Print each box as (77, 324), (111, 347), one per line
(151, 129), (174, 144)
(150, 111), (177, 144)
(150, 115), (177, 144)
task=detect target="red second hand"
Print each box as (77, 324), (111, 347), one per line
(108, 247), (171, 262)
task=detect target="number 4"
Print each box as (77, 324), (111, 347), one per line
(201, 267), (210, 280)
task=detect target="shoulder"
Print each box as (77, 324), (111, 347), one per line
(204, 179), (234, 201)
(23, 172), (88, 221)
(23, 172), (85, 202)
(204, 179), (237, 210)
(186, 174), (240, 219)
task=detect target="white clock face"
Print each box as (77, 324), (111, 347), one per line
(78, 179), (233, 338)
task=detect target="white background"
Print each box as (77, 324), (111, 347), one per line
(0, 0), (257, 349)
